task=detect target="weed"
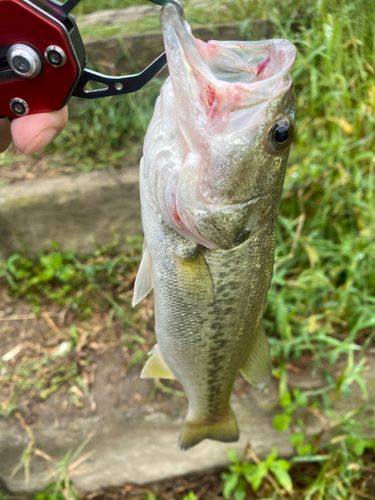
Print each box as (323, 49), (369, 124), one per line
(182, 493), (197, 500)
(220, 402), (375, 500)
(0, 236), (142, 316)
(5, 417), (94, 500)
(289, 410), (375, 500)
(265, 364), (375, 499)
(222, 447), (292, 500)
(35, 482), (79, 500)
(42, 433), (96, 499)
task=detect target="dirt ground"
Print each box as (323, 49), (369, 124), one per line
(0, 277), (158, 425)
(0, 282), (313, 429)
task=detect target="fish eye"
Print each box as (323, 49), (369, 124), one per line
(266, 120), (294, 153)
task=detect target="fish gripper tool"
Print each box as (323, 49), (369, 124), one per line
(0, 0), (184, 118)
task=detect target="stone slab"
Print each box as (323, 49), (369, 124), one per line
(0, 168), (142, 260)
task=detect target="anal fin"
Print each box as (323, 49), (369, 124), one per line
(240, 324), (272, 390)
(132, 241), (154, 307)
(140, 345), (175, 379)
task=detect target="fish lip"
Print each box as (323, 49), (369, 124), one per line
(161, 3), (297, 98)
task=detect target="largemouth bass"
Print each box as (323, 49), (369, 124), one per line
(133, 3), (296, 450)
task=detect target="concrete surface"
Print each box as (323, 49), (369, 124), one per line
(0, 168), (142, 260)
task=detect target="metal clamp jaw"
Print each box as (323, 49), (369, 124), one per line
(0, 0), (184, 118)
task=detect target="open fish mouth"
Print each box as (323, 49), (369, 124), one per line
(161, 3), (296, 115)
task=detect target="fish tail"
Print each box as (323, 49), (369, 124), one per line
(179, 410), (239, 451)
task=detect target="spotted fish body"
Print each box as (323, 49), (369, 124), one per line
(133, 3), (296, 450)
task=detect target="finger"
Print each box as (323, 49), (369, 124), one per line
(0, 118), (12, 154)
(11, 106), (69, 154)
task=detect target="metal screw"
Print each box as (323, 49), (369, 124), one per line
(45, 46), (66, 68)
(7, 44), (42, 79)
(10, 98), (29, 116)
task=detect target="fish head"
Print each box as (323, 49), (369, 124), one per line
(143, 3), (296, 249)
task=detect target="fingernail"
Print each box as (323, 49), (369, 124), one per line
(24, 127), (57, 154)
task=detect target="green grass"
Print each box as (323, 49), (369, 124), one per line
(72, 0), (145, 15)
(264, 0), (375, 365)
(0, 237), (143, 315)
(221, 427), (375, 500)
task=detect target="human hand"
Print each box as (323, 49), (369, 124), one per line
(0, 107), (68, 154)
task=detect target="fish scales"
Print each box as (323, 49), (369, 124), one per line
(133, 3), (296, 450)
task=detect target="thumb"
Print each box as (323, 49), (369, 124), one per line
(11, 107), (69, 154)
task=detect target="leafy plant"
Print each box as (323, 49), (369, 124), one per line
(221, 448), (292, 500)
(182, 492), (197, 500)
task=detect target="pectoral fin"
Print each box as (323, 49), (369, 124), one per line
(132, 241), (154, 307)
(140, 345), (175, 379)
(174, 244), (214, 303)
(240, 324), (272, 390)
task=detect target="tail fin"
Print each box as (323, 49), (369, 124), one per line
(179, 410), (239, 451)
